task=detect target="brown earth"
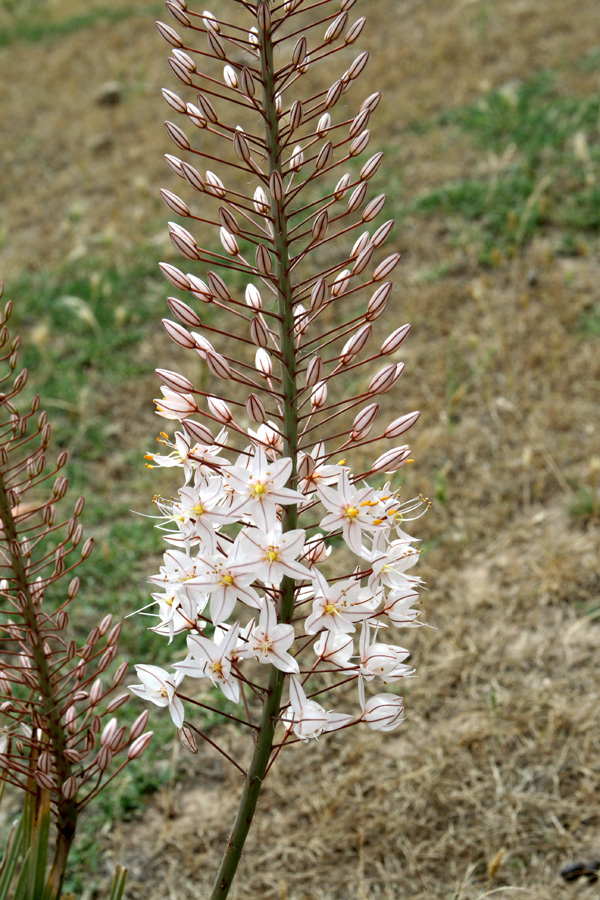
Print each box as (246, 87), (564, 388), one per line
(1, 0), (599, 898)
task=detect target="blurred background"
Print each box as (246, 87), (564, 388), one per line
(0, 0), (599, 897)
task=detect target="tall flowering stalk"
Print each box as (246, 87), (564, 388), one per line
(135, 2), (427, 897)
(0, 286), (152, 898)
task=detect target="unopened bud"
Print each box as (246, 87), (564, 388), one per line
(362, 193), (386, 221)
(253, 187), (269, 216)
(250, 316), (268, 348)
(62, 775), (78, 799)
(373, 253), (401, 281)
(311, 381), (327, 410)
(207, 396), (233, 424)
(246, 394), (266, 423)
(245, 284), (262, 310)
(159, 262), (190, 292)
(315, 141), (333, 171)
(164, 120), (191, 150)
(366, 282), (393, 321)
(346, 16), (366, 44)
(372, 446), (411, 474)
(255, 348), (272, 377)
(129, 710), (149, 742)
(128, 731), (154, 760)
(384, 411), (421, 438)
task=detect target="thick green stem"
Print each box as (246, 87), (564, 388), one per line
(0, 469), (77, 899)
(208, 6), (299, 899)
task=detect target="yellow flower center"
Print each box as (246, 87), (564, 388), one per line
(220, 574), (234, 586)
(266, 549), (279, 563)
(251, 482), (268, 497)
(345, 506), (360, 519)
(324, 603), (339, 616)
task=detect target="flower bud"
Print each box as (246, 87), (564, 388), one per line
(207, 396), (233, 424)
(246, 394), (266, 424)
(366, 282), (392, 321)
(128, 731), (154, 760)
(250, 316), (268, 348)
(223, 64), (238, 88)
(253, 187), (269, 215)
(345, 17), (366, 44)
(349, 129), (370, 157)
(245, 284), (262, 310)
(362, 193), (386, 221)
(315, 141), (333, 171)
(384, 411), (420, 438)
(373, 253), (401, 281)
(306, 355), (323, 387)
(381, 323), (411, 355)
(311, 381), (327, 410)
(156, 21), (183, 47)
(164, 121), (191, 150)
(325, 11), (347, 42)
(371, 445), (411, 473)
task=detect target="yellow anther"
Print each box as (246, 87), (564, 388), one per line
(324, 604), (339, 616)
(251, 482), (268, 497)
(266, 549), (279, 563)
(372, 518), (383, 525)
(337, 458), (347, 465)
(345, 506), (360, 518)
(220, 574), (234, 585)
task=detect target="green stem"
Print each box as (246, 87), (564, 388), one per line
(0, 469), (77, 899)
(208, 5), (299, 898)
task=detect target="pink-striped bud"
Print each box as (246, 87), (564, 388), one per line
(384, 411), (420, 438)
(350, 232), (370, 259)
(325, 11), (347, 42)
(311, 381), (327, 409)
(368, 363), (403, 396)
(207, 28), (226, 59)
(129, 710), (150, 742)
(348, 50), (369, 80)
(362, 193), (386, 221)
(306, 355), (323, 387)
(366, 282), (392, 321)
(373, 253), (400, 281)
(349, 129), (371, 157)
(223, 64), (238, 88)
(289, 145), (304, 172)
(341, 323), (371, 363)
(96, 745), (112, 771)
(310, 279), (327, 311)
(207, 396), (233, 423)
(325, 80), (343, 110)
(207, 272), (231, 301)
(167, 296), (202, 327)
(168, 222), (199, 260)
(353, 244), (374, 274)
(256, 244), (272, 275)
(245, 284), (262, 310)
(317, 113), (331, 137)
(240, 68), (255, 97)
(183, 419), (214, 444)
(90, 679), (103, 706)
(34, 771), (54, 790)
(186, 104), (207, 129)
(381, 323), (411, 355)
(160, 188), (190, 216)
(219, 207), (240, 235)
(332, 269), (351, 297)
(270, 171), (283, 201)
(255, 348), (272, 377)
(360, 152), (384, 183)
(160, 263), (190, 291)
(371, 445), (411, 473)
(292, 36), (307, 66)
(233, 128), (251, 163)
(206, 351), (231, 380)
(246, 394), (266, 423)
(164, 121), (191, 150)
(316, 141), (333, 171)
(289, 100), (303, 132)
(181, 161), (205, 191)
(253, 187), (269, 215)
(372, 219), (394, 247)
(169, 57), (193, 85)
(187, 275), (212, 303)
(205, 171), (226, 197)
(220, 227), (239, 256)
(156, 21), (183, 47)
(250, 316), (268, 348)
(156, 369), (195, 393)
(166, 1), (190, 28)
(345, 17), (366, 44)
(162, 319), (196, 349)
(162, 88), (187, 113)
(128, 731), (154, 760)
(312, 209), (328, 242)
(155, 387), (199, 418)
(38, 749), (52, 773)
(351, 403), (379, 438)
(62, 776), (78, 799)
(334, 173), (351, 200)
(165, 153), (184, 177)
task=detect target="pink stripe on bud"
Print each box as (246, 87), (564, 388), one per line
(349, 129), (371, 157)
(373, 253), (401, 281)
(366, 281), (392, 320)
(160, 262), (190, 292)
(250, 316), (268, 348)
(162, 88), (187, 113)
(345, 17), (366, 44)
(381, 323), (411, 354)
(206, 351), (231, 380)
(306, 355), (323, 387)
(362, 193), (386, 221)
(384, 410), (421, 438)
(207, 271), (231, 301)
(161, 190), (190, 217)
(162, 318), (196, 349)
(208, 396), (233, 423)
(167, 296), (202, 326)
(353, 245), (374, 275)
(156, 21), (183, 47)
(311, 381), (327, 409)
(316, 141), (333, 171)
(164, 121), (191, 150)
(348, 50), (369, 80)
(128, 731), (154, 760)
(129, 710), (150, 742)
(372, 219), (394, 247)
(372, 445), (411, 473)
(245, 284), (262, 310)
(310, 279), (327, 311)
(352, 402), (379, 433)
(246, 393), (266, 423)
(156, 369), (195, 392)
(183, 419), (214, 444)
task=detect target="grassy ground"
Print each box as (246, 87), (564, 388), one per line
(0, 0), (599, 897)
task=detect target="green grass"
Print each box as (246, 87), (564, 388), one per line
(391, 72), (600, 262)
(0, 3), (163, 48)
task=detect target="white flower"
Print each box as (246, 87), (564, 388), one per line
(233, 525), (311, 584)
(130, 665), (185, 727)
(297, 442), (345, 496)
(174, 623), (240, 703)
(368, 540), (422, 594)
(317, 471), (386, 555)
(305, 570), (375, 635)
(358, 677), (404, 732)
(382, 589), (422, 627)
(154, 387), (197, 420)
(313, 631), (354, 669)
(358, 624), (412, 682)
(224, 447), (304, 532)
(240, 599), (299, 673)
(189, 538), (262, 624)
(284, 677), (352, 741)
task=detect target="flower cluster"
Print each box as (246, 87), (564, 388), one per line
(135, 432), (425, 740)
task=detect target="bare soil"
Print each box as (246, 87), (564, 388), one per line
(1, 1), (599, 898)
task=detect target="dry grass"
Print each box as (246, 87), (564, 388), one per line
(1, 0), (599, 898)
